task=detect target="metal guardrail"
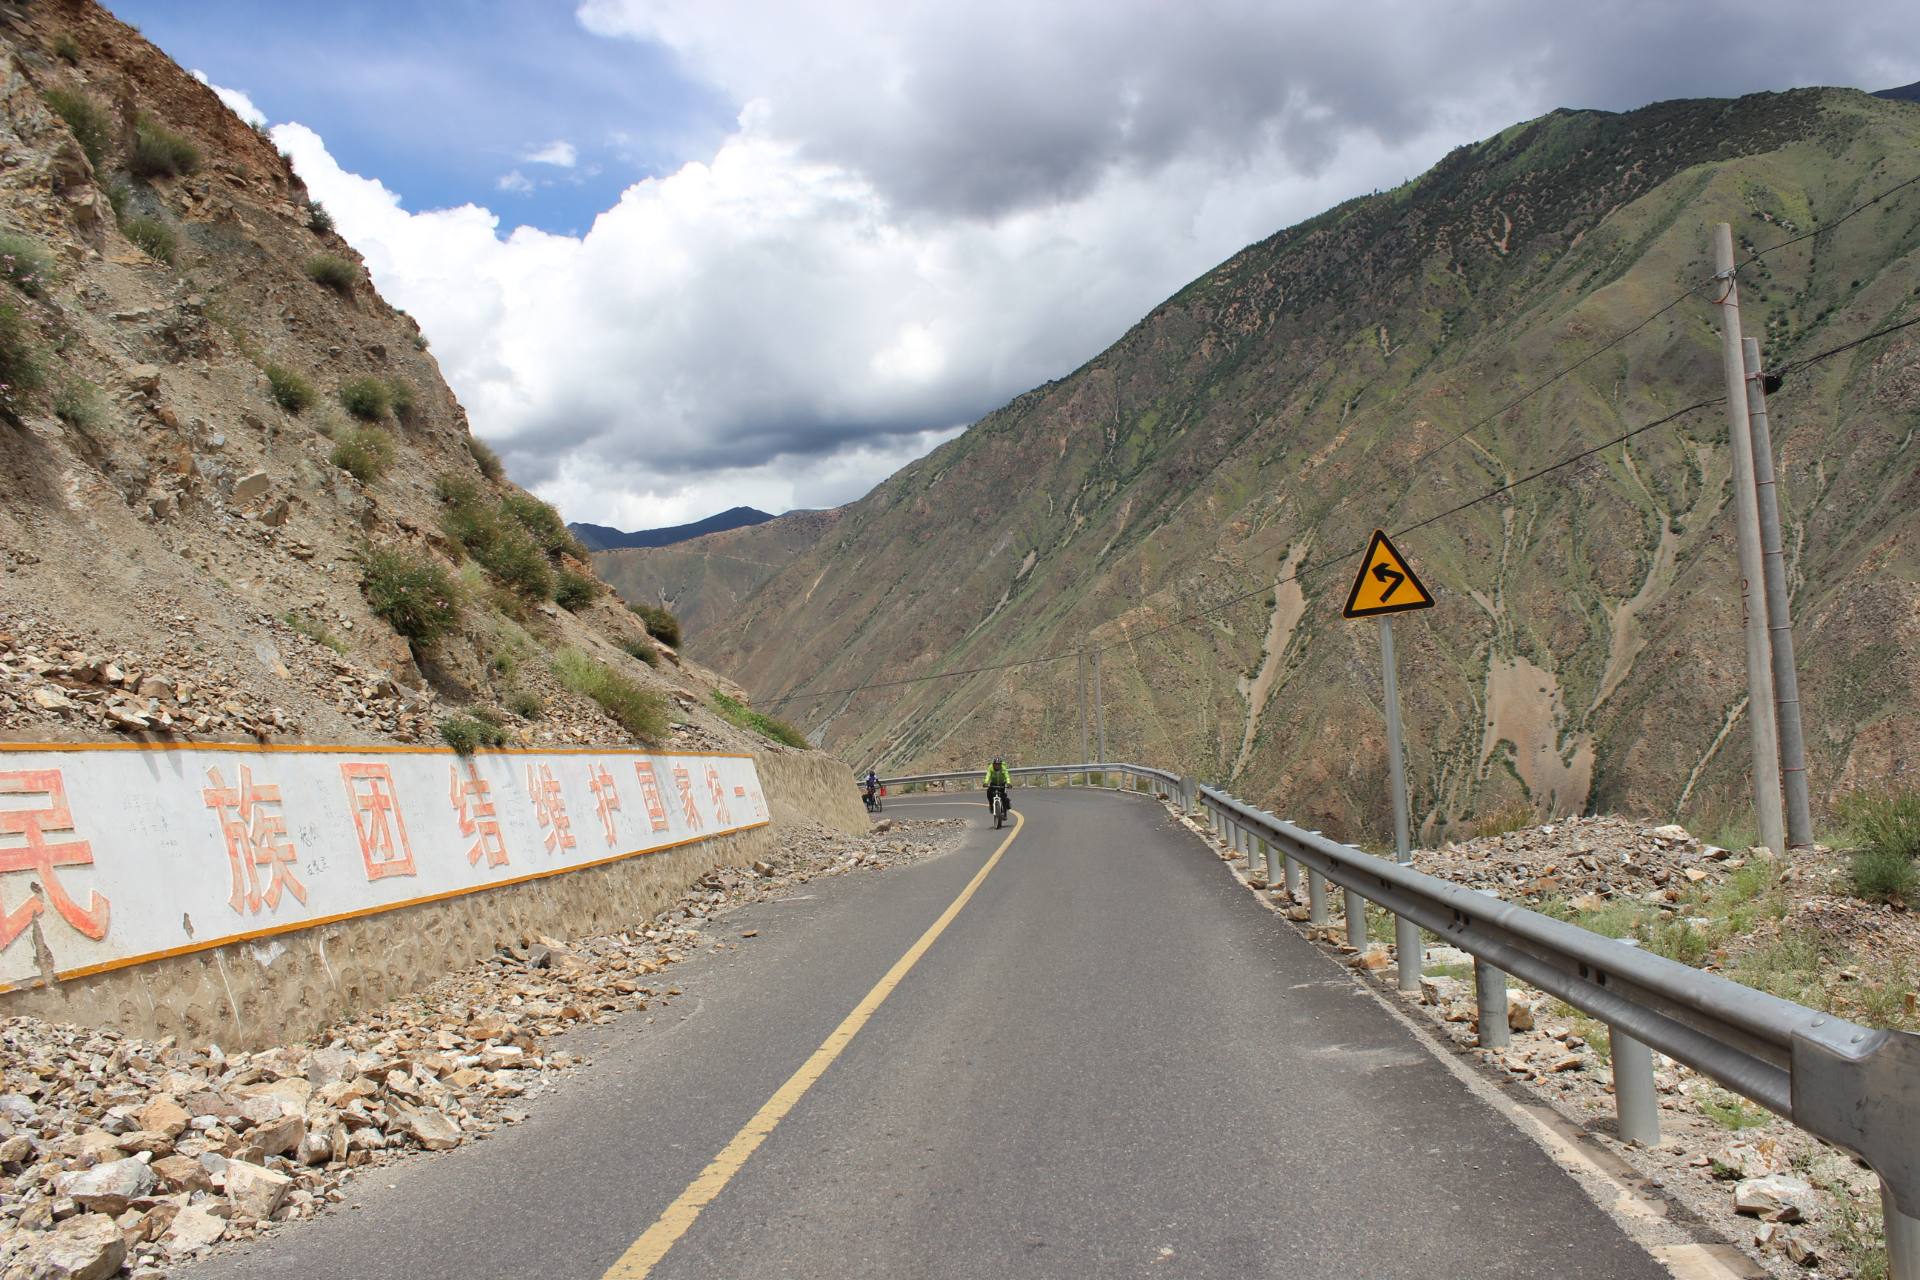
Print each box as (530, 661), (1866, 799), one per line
(874, 762), (1182, 792)
(871, 762), (1920, 1277)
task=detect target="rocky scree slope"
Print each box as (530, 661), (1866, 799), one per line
(0, 1), (776, 758)
(702, 89), (1920, 841)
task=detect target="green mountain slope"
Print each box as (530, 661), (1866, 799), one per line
(698, 89), (1920, 843)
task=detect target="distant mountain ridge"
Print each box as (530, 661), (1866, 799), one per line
(1876, 81), (1920, 103)
(593, 508), (842, 640)
(570, 506), (777, 551)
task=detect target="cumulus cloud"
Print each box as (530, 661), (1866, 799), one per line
(262, 2), (1916, 527)
(522, 140), (578, 168)
(495, 169), (535, 194)
(189, 70), (265, 127)
(279, 107), (1442, 526)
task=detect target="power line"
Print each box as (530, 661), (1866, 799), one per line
(1101, 397), (1725, 658)
(1736, 170), (1920, 269)
(766, 396), (1725, 708)
(1770, 313), (1920, 381)
(1406, 168), (1920, 474)
(1402, 286), (1699, 475)
(764, 181), (1920, 713)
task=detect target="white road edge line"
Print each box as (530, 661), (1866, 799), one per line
(1192, 810), (1759, 1280)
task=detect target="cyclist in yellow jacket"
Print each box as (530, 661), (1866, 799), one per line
(984, 757), (1012, 815)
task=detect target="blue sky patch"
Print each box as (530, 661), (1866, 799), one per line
(107, 0), (733, 235)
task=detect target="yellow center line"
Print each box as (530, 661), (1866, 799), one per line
(600, 809), (1026, 1279)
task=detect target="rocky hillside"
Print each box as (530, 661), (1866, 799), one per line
(595, 506), (839, 641)
(696, 89), (1920, 841)
(0, 0), (784, 759)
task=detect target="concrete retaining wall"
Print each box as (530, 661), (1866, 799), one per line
(2, 747), (864, 1047)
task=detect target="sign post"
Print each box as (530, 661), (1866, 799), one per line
(1343, 529), (1435, 993)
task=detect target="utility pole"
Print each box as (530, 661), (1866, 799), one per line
(1076, 650), (1090, 772)
(1743, 337), (1813, 847)
(1711, 223), (1786, 856)
(1093, 649), (1107, 764)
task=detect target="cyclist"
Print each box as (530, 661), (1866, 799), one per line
(983, 756), (1012, 816)
(862, 769), (881, 810)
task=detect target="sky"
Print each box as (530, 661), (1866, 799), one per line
(111, 1), (1918, 532)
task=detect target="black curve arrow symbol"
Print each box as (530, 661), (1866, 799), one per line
(1372, 563), (1405, 600)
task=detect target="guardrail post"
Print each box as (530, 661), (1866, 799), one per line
(1610, 1027), (1660, 1147)
(1344, 886), (1368, 950)
(1474, 957), (1509, 1050)
(1307, 870), (1328, 926)
(1264, 836), (1282, 892)
(1396, 915), (1422, 995)
(1882, 1180), (1920, 1280)
(1283, 853), (1300, 900)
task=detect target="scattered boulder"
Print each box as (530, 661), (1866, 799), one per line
(230, 471), (271, 505)
(55, 1156), (155, 1215)
(1734, 1174), (1816, 1222)
(224, 1158), (293, 1220)
(151, 1153), (213, 1193)
(22, 1213), (126, 1280)
(251, 1111), (306, 1157)
(396, 1107), (462, 1152)
(135, 1096), (190, 1139)
(164, 1203), (228, 1255)
(1719, 1138), (1785, 1181)
(1348, 946), (1392, 971)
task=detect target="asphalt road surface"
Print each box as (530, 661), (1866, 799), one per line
(188, 788), (1669, 1279)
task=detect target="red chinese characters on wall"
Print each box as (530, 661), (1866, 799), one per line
(340, 763), (417, 881)
(704, 764), (733, 826)
(527, 764), (576, 855)
(733, 782), (767, 822)
(449, 761), (509, 869)
(633, 761), (670, 833)
(0, 769), (110, 949)
(671, 764), (704, 832)
(203, 765), (307, 916)
(587, 765), (622, 848)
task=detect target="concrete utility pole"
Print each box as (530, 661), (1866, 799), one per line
(1743, 338), (1814, 848)
(1076, 650), (1090, 773)
(1711, 223), (1786, 856)
(1093, 649), (1107, 764)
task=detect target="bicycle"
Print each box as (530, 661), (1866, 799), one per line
(989, 785), (1009, 828)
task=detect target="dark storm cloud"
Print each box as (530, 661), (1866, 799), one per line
(589, 0), (1915, 220)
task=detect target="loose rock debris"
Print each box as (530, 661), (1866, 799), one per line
(0, 816), (960, 1278)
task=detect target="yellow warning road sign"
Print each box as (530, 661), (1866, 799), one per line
(1342, 530), (1435, 619)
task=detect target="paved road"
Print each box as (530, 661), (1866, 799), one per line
(189, 788), (1668, 1279)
